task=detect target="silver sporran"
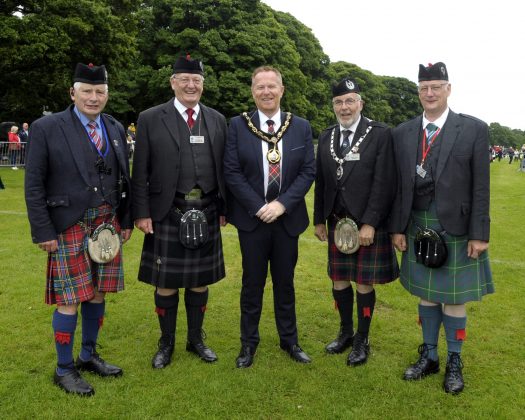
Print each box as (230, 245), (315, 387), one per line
(87, 223), (121, 263)
(334, 217), (360, 254)
(179, 209), (209, 249)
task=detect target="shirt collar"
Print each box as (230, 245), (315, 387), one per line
(174, 98), (200, 118)
(73, 106), (101, 127)
(258, 109), (281, 130)
(423, 107), (450, 130)
(339, 115), (361, 134)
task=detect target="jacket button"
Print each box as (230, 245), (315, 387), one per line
(93, 187), (98, 192)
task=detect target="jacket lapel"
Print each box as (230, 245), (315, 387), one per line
(435, 111), (460, 182)
(338, 117), (368, 184)
(407, 116), (422, 183)
(160, 99), (182, 148)
(201, 104), (216, 146)
(102, 114), (127, 172)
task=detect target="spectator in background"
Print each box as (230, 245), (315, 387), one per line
(18, 122), (29, 165)
(8, 125), (21, 169)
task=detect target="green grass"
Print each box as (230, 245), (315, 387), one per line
(1, 162), (524, 419)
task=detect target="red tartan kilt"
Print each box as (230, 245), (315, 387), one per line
(327, 218), (399, 284)
(46, 204), (124, 305)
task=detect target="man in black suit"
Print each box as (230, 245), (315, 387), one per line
(314, 78), (398, 366)
(25, 63), (133, 396)
(224, 66), (316, 368)
(132, 55), (227, 369)
(390, 62), (494, 394)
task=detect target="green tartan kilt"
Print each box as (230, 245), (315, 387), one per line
(400, 205), (494, 304)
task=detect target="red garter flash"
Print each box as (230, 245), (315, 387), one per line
(55, 332), (71, 345)
(417, 317), (422, 326)
(155, 307), (166, 317)
(456, 329), (466, 341)
(200, 305), (207, 313)
(363, 307), (371, 318)
(98, 316), (104, 329)
(334, 300), (339, 310)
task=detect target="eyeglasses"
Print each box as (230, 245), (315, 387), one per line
(333, 98), (361, 107)
(418, 83), (448, 94)
(175, 77), (203, 86)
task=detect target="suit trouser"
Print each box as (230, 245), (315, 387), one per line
(238, 220), (299, 349)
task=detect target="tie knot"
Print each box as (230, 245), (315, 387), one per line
(426, 123), (438, 132)
(88, 121), (97, 129)
(267, 120), (275, 133)
(186, 108), (194, 118)
(342, 129), (351, 139)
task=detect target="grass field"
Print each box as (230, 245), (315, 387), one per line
(1, 161), (524, 419)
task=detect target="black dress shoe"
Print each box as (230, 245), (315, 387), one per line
(54, 369), (95, 396)
(443, 352), (464, 394)
(281, 344), (312, 363)
(346, 333), (370, 366)
(152, 336), (174, 369)
(236, 346), (255, 368)
(76, 353), (123, 377)
(403, 343), (440, 380)
(325, 330), (353, 354)
(186, 341), (218, 363)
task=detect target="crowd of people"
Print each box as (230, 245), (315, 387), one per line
(23, 59), (493, 398)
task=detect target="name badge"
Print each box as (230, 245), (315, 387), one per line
(344, 153), (360, 161)
(416, 164), (427, 178)
(190, 135), (205, 144)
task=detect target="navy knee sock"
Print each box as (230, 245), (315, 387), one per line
(79, 301), (105, 361)
(419, 304), (442, 361)
(52, 310), (78, 375)
(443, 313), (467, 358)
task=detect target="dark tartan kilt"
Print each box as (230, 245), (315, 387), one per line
(327, 217), (399, 284)
(138, 200), (225, 289)
(400, 204), (494, 304)
(46, 204), (124, 305)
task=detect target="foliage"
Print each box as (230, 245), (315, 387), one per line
(1, 163), (525, 418)
(488, 122), (525, 147)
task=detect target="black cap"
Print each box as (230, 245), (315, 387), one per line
(173, 54), (204, 75)
(73, 63), (108, 84)
(332, 77), (360, 98)
(418, 62), (448, 82)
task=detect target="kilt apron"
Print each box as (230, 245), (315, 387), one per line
(400, 204), (494, 304)
(138, 200), (225, 289)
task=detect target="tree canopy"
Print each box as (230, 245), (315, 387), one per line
(2, 0), (523, 144)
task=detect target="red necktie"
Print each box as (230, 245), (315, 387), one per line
(265, 120), (280, 202)
(186, 108), (195, 129)
(87, 121), (103, 151)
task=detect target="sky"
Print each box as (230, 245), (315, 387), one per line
(262, 0), (525, 130)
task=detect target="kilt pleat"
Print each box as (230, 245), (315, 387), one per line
(400, 204), (494, 304)
(46, 204), (124, 305)
(327, 218), (399, 284)
(138, 201), (225, 289)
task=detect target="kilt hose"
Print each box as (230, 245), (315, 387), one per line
(400, 204), (494, 304)
(46, 204), (124, 305)
(138, 199), (225, 289)
(327, 216), (399, 284)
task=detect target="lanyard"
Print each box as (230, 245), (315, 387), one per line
(420, 128), (440, 165)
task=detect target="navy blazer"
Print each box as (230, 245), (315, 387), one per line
(224, 112), (315, 237)
(25, 105), (132, 243)
(389, 110), (490, 241)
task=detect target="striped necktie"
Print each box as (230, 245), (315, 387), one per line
(87, 121), (103, 151)
(426, 123), (439, 145)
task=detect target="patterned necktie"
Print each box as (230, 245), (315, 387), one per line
(186, 108), (195, 129)
(87, 121), (103, 151)
(426, 123), (439, 145)
(340, 129), (352, 157)
(265, 119), (280, 202)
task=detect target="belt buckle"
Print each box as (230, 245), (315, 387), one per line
(185, 188), (202, 201)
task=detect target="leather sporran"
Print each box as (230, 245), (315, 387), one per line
(87, 223), (121, 263)
(414, 227), (448, 268)
(179, 209), (209, 249)
(334, 217), (360, 254)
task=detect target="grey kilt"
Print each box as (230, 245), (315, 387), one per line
(138, 199), (225, 289)
(400, 203), (494, 304)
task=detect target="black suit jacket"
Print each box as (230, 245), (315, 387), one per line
(224, 112), (315, 237)
(314, 117), (396, 227)
(25, 105), (132, 243)
(131, 99), (227, 222)
(389, 111), (490, 241)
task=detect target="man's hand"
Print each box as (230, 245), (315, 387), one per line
(314, 224), (328, 241)
(468, 239), (489, 259)
(38, 240), (58, 253)
(219, 215), (227, 227)
(135, 218), (154, 234)
(121, 229), (133, 243)
(392, 233), (407, 252)
(256, 201), (286, 223)
(359, 224), (375, 246)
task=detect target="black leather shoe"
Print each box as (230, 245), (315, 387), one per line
(76, 353), (123, 377)
(403, 343), (440, 380)
(281, 344), (312, 363)
(54, 369), (95, 396)
(186, 341), (218, 363)
(443, 352), (464, 394)
(152, 336), (174, 369)
(346, 333), (370, 366)
(236, 346), (255, 368)
(325, 330), (353, 354)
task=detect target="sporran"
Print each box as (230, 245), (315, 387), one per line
(334, 217), (360, 254)
(87, 223), (121, 263)
(179, 209), (209, 249)
(414, 226), (448, 268)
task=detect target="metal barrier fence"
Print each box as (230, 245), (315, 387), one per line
(0, 142), (27, 168)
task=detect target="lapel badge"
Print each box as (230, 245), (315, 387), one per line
(113, 139), (119, 147)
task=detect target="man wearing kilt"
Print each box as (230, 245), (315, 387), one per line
(314, 78), (399, 366)
(390, 62), (494, 394)
(25, 63), (133, 396)
(132, 55), (227, 368)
